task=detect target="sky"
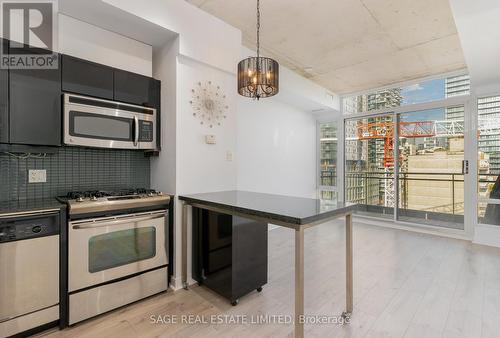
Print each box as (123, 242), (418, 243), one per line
(399, 78), (445, 121)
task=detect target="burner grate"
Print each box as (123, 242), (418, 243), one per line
(63, 188), (158, 200)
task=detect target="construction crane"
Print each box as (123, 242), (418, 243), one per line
(353, 120), (464, 207)
(355, 120), (464, 167)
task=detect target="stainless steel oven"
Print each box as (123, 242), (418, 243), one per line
(62, 191), (170, 325)
(63, 93), (156, 150)
(69, 210), (167, 293)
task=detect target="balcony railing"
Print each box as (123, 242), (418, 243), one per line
(321, 171), (466, 227)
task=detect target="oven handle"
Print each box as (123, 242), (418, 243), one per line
(134, 116), (139, 146)
(72, 213), (165, 230)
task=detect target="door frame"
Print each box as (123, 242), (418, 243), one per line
(332, 93), (475, 238)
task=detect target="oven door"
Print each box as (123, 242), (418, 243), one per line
(68, 210), (167, 292)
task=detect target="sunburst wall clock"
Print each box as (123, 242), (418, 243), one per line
(189, 81), (229, 128)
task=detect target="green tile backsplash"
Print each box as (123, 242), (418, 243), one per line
(0, 147), (150, 202)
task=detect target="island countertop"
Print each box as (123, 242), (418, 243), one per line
(179, 190), (357, 226)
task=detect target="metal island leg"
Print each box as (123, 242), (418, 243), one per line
(182, 202), (189, 290)
(295, 226), (305, 338)
(342, 213), (353, 319)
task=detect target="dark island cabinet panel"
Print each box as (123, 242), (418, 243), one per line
(114, 70), (158, 107)
(0, 38), (8, 143)
(9, 54), (61, 146)
(0, 61), (7, 143)
(62, 55), (114, 100)
(192, 208), (268, 304)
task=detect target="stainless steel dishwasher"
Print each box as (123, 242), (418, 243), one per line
(0, 210), (60, 337)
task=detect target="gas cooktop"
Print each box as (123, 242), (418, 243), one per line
(57, 188), (170, 216)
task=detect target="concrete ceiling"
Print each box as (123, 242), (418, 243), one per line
(186, 0), (467, 94)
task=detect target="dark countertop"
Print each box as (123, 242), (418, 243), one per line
(0, 198), (66, 217)
(179, 190), (357, 225)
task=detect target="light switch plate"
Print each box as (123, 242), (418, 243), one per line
(28, 170), (46, 183)
(205, 135), (216, 144)
(226, 151), (233, 162)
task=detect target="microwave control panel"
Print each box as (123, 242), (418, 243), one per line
(139, 120), (154, 142)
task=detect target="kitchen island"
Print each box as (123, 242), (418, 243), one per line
(179, 190), (357, 338)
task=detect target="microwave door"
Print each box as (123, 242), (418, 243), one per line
(63, 93), (156, 150)
(65, 108), (138, 149)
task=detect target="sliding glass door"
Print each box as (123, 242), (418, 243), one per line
(341, 106), (469, 230)
(325, 74), (481, 233)
(344, 114), (395, 219)
(396, 107), (465, 229)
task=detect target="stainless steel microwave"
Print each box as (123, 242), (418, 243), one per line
(64, 93), (157, 150)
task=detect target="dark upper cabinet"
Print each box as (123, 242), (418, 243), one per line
(62, 55), (114, 100)
(0, 40), (8, 143)
(152, 79), (161, 150)
(9, 54), (61, 146)
(114, 70), (158, 107)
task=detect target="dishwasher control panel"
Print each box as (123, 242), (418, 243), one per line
(0, 212), (60, 243)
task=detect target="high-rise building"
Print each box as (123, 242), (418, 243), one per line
(444, 75), (469, 121)
(344, 89), (403, 206)
(443, 76), (500, 174)
(319, 122), (338, 191)
(445, 75), (470, 98)
(367, 89), (403, 111)
(478, 95), (500, 173)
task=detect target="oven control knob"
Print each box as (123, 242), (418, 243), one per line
(157, 191), (163, 196)
(32, 226), (42, 233)
(147, 192), (154, 197)
(91, 196), (98, 201)
(76, 197), (84, 202)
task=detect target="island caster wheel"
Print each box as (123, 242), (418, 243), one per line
(341, 311), (351, 323)
(231, 299), (239, 306)
(256, 287), (263, 292)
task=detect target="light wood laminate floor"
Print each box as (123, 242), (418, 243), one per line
(38, 221), (500, 338)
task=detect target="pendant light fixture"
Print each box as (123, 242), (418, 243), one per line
(237, 0), (279, 99)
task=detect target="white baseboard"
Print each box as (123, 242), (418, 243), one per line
(353, 215), (471, 241)
(169, 276), (182, 291)
(473, 224), (500, 248)
(169, 276), (198, 291)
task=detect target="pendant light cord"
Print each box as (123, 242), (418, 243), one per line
(256, 0), (260, 59)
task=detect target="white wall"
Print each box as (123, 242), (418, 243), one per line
(103, 0), (241, 74)
(177, 56), (238, 195)
(58, 14), (153, 76)
(151, 38), (179, 196)
(237, 98), (317, 199)
(449, 0), (500, 95)
(236, 47), (337, 199)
